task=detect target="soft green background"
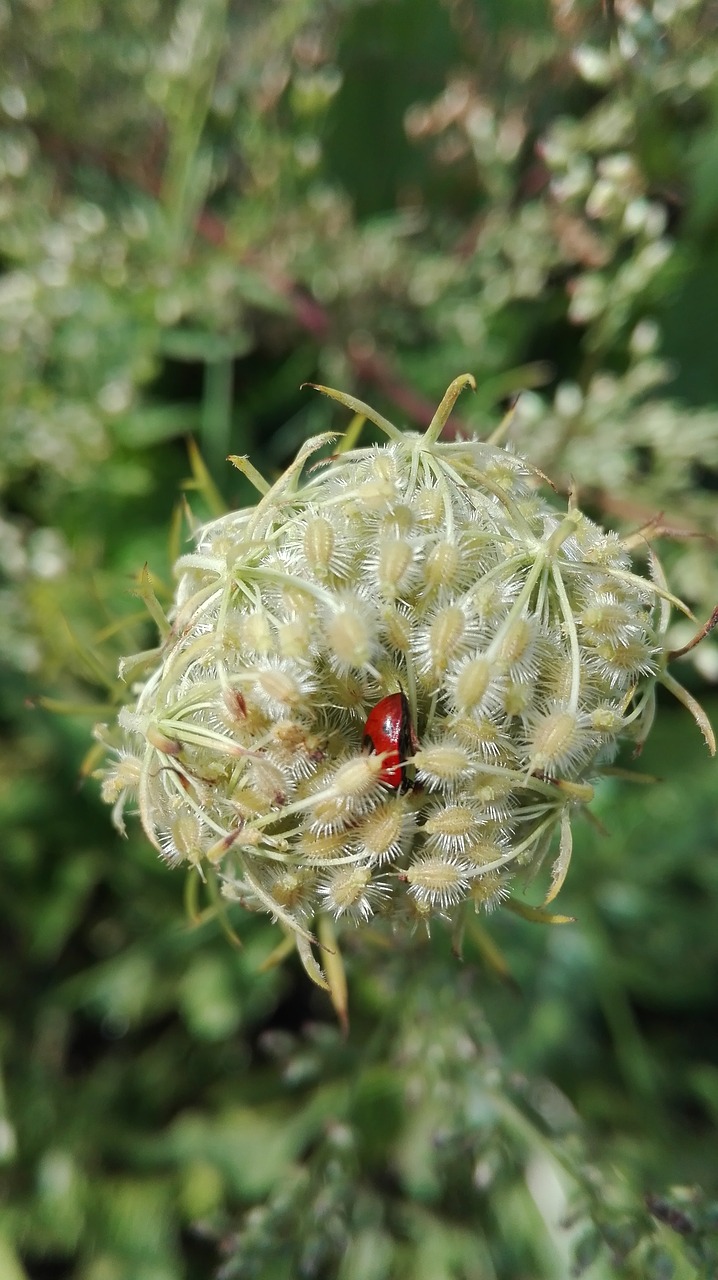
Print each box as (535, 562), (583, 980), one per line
(2, 1), (718, 1277)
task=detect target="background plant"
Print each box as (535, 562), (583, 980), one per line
(2, 0), (718, 1277)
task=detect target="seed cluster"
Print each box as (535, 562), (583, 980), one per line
(98, 377), (690, 986)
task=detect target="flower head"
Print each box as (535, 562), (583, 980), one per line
(97, 376), (714, 987)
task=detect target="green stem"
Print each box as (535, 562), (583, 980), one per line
(423, 374), (476, 444)
(162, 0), (229, 255)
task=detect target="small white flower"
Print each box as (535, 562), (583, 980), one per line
(406, 853), (470, 909)
(325, 592), (379, 674)
(319, 866), (391, 922)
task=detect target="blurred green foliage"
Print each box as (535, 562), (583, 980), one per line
(2, 0), (718, 1276)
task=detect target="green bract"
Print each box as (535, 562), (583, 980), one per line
(98, 377), (713, 987)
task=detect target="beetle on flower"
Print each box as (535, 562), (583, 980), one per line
(97, 375), (715, 989)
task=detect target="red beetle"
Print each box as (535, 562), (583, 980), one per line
(362, 692), (419, 791)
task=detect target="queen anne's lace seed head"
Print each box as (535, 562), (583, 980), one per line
(97, 375), (713, 988)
